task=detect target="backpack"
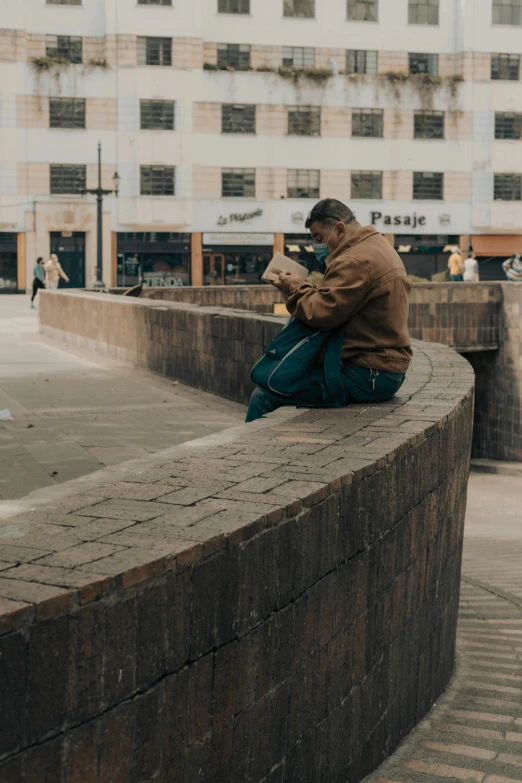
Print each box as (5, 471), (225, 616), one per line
(250, 318), (346, 406)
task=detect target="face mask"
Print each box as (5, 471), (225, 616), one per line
(313, 226), (337, 266)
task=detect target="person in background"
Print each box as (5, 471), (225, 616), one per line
(44, 253), (69, 291)
(502, 252), (522, 282)
(447, 247), (464, 281)
(30, 256), (46, 309)
(463, 251), (479, 282)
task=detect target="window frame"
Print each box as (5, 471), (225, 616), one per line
(413, 171), (444, 200)
(492, 0), (521, 25)
(137, 36), (172, 67)
(50, 164), (86, 195)
(351, 108), (384, 138)
(221, 168), (256, 198)
(346, 0), (378, 21)
(491, 53), (520, 80)
(494, 112), (522, 140)
(346, 50), (378, 74)
(409, 52), (438, 76)
(218, 0), (250, 12)
(137, 0), (172, 4)
(282, 46), (316, 68)
(140, 166), (176, 196)
(45, 34), (83, 63)
(494, 174), (522, 200)
(287, 105), (321, 136)
(351, 170), (383, 199)
(217, 43), (251, 70)
(287, 169), (320, 198)
(221, 104), (256, 134)
(283, 0), (315, 18)
(140, 100), (175, 131)
(414, 110), (445, 139)
(49, 98), (86, 129)
(408, 0), (439, 25)
(46, 0), (82, 5)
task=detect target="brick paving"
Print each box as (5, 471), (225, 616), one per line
(365, 472), (522, 783)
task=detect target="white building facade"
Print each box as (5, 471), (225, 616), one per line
(0, 0), (521, 290)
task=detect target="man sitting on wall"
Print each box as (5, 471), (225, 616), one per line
(246, 198), (412, 422)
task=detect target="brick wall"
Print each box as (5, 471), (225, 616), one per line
(2, 290), (474, 780)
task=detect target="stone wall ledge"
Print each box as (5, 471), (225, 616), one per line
(0, 292), (474, 782)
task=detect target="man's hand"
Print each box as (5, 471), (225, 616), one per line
(271, 270), (304, 298)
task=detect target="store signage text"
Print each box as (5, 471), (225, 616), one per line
(217, 209), (263, 226)
(143, 274), (185, 288)
(371, 212), (427, 229)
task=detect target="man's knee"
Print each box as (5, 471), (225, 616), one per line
(246, 386), (282, 423)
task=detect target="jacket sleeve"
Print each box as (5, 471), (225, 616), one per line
(58, 263), (69, 280)
(285, 257), (372, 330)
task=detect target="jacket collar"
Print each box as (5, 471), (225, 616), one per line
(326, 225), (379, 268)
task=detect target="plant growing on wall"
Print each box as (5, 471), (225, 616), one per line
(278, 66), (332, 84)
(379, 71), (463, 111)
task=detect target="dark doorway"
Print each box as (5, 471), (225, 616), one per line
(0, 233), (18, 292)
(50, 232), (86, 288)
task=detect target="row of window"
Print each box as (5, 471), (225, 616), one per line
(41, 35), (522, 83)
(46, 0), (522, 26)
(47, 164), (522, 201)
(44, 98), (522, 140)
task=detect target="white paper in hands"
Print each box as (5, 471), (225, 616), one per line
(262, 252), (309, 283)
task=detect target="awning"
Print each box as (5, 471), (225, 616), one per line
(472, 235), (522, 256)
(286, 244), (301, 253)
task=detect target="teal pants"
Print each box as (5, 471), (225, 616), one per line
(246, 364), (406, 423)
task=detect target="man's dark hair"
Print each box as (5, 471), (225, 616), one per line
(37, 256), (43, 263)
(305, 199), (355, 229)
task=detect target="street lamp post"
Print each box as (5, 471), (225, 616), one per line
(82, 142), (120, 289)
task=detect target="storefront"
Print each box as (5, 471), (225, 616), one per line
(0, 233), (18, 292)
(471, 235), (522, 281)
(283, 233), (320, 274)
(394, 234), (460, 280)
(202, 233), (274, 285)
(117, 232), (191, 288)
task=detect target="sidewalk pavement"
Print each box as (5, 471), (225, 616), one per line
(366, 471), (522, 783)
(0, 295), (245, 500)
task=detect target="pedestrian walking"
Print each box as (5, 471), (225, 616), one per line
(44, 254), (69, 291)
(447, 247), (464, 281)
(502, 252), (522, 282)
(30, 257), (46, 309)
(463, 251), (479, 282)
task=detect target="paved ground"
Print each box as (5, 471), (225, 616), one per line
(367, 471), (522, 783)
(0, 295), (245, 500)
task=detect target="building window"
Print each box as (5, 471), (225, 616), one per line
(495, 112), (522, 139)
(287, 106), (321, 136)
(494, 174), (522, 200)
(46, 0), (82, 4)
(222, 104), (256, 133)
(50, 164), (86, 194)
(282, 46), (315, 68)
(408, 0), (439, 24)
(413, 172), (443, 199)
(409, 52), (438, 76)
(346, 50), (378, 74)
(218, 0), (250, 11)
(352, 109), (383, 137)
(137, 37), (172, 66)
(414, 111), (444, 139)
(140, 166), (175, 195)
(492, 0), (521, 24)
(49, 98), (85, 129)
(138, 0), (172, 4)
(287, 169), (320, 198)
(45, 35), (82, 63)
(217, 43), (251, 70)
(491, 53), (520, 80)
(222, 168), (255, 197)
(140, 100), (175, 130)
(284, 0), (315, 17)
(346, 0), (378, 20)
(351, 171), (382, 199)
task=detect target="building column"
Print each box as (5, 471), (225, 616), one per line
(16, 233), (26, 292)
(191, 232), (203, 286)
(384, 234), (395, 247)
(274, 233), (285, 255)
(460, 235), (470, 253)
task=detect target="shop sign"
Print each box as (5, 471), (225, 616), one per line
(217, 209), (263, 226)
(143, 273), (185, 288)
(203, 233), (275, 246)
(371, 211), (427, 228)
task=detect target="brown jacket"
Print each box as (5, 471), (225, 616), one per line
(285, 226), (412, 373)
